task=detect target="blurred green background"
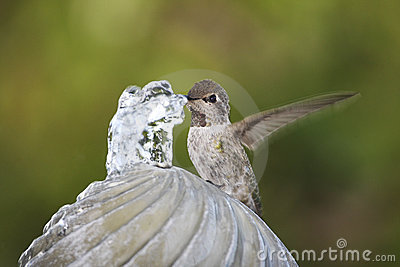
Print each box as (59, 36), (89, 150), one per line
(1, 0), (399, 266)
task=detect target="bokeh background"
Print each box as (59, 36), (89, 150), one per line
(1, 1), (399, 266)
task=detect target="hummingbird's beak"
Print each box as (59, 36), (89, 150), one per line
(184, 95), (200, 101)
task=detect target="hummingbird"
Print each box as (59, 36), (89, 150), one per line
(185, 79), (358, 216)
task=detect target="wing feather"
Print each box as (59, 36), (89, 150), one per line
(230, 92), (360, 150)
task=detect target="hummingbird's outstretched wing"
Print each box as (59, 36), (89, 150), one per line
(230, 92), (359, 150)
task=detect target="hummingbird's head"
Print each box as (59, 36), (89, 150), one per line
(185, 79), (230, 127)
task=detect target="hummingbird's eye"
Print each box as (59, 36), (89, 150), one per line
(208, 94), (217, 103)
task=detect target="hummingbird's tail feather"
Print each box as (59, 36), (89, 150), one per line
(251, 188), (263, 217)
(242, 185), (263, 217)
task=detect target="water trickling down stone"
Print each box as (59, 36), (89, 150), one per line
(106, 80), (187, 176)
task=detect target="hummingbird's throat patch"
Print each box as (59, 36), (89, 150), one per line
(191, 110), (207, 127)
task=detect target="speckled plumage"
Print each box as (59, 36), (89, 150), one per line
(186, 80), (262, 215)
(188, 125), (262, 215)
(186, 79), (359, 217)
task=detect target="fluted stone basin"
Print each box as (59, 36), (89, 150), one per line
(19, 164), (297, 266)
